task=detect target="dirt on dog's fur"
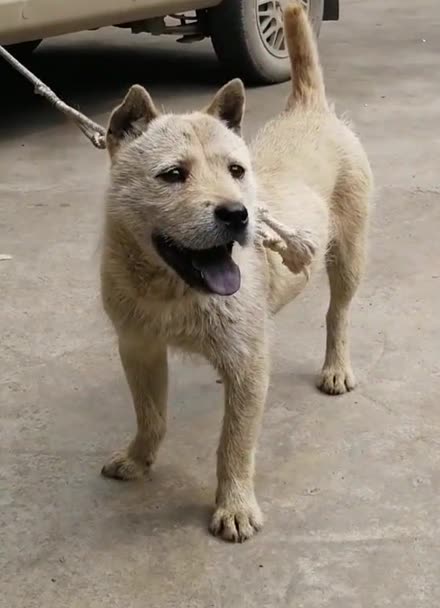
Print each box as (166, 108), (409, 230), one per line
(100, 1), (372, 542)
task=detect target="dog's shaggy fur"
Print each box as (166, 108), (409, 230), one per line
(100, 1), (372, 542)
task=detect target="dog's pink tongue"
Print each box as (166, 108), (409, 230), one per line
(193, 254), (241, 296)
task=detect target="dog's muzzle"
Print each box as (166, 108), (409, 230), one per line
(152, 202), (251, 296)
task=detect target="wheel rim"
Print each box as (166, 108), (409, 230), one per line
(256, 0), (309, 59)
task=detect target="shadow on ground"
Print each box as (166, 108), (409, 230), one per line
(0, 33), (224, 140)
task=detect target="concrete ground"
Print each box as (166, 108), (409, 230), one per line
(1, 0), (439, 606)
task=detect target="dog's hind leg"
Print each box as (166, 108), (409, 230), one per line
(318, 173), (370, 395)
(102, 336), (168, 479)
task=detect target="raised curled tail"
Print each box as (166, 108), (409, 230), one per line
(283, 2), (327, 109)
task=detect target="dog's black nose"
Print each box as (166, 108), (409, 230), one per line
(215, 202), (249, 232)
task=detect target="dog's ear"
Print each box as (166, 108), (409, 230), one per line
(106, 85), (159, 156)
(205, 79), (245, 134)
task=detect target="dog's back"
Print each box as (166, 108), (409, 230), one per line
(252, 3), (372, 313)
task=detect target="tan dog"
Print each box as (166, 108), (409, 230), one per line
(100, 1), (372, 542)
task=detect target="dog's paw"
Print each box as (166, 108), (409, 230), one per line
(101, 452), (148, 480)
(210, 501), (263, 543)
(318, 366), (356, 395)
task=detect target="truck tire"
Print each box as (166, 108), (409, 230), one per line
(208, 0), (324, 85)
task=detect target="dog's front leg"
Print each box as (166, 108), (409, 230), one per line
(101, 335), (168, 480)
(210, 346), (269, 542)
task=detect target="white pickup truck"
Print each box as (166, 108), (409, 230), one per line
(0, 0), (339, 84)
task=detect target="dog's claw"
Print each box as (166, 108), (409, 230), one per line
(210, 503), (263, 542)
(101, 452), (149, 480)
(318, 366), (356, 395)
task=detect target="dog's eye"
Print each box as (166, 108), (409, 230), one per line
(229, 164), (245, 180)
(157, 167), (188, 184)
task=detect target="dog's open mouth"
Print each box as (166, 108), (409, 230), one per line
(153, 234), (240, 296)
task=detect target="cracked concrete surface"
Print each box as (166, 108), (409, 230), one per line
(1, 0), (439, 606)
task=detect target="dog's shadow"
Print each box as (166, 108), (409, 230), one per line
(93, 464), (213, 547)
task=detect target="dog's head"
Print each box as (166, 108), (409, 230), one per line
(105, 80), (257, 297)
